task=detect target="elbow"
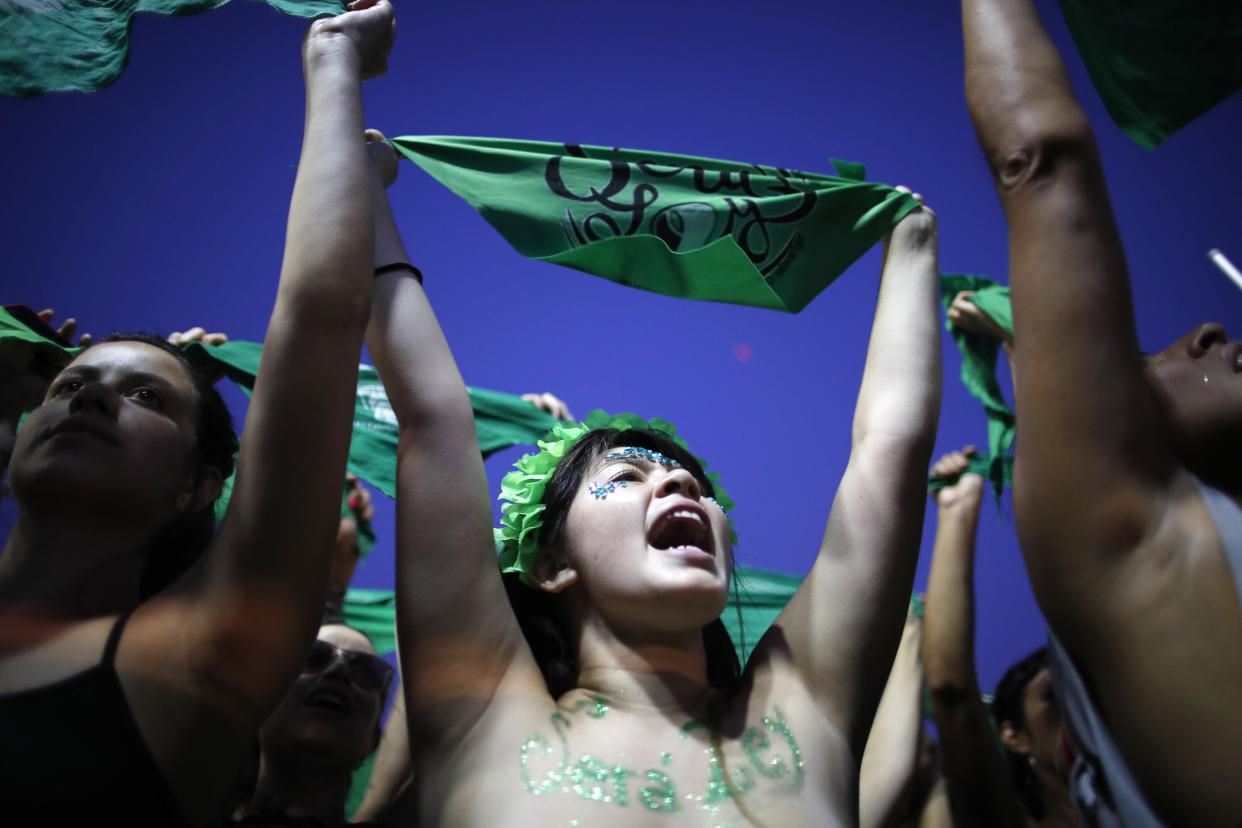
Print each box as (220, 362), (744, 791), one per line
(392, 383), (475, 443)
(926, 678), (975, 711)
(980, 104), (1098, 196)
(280, 272), (373, 332)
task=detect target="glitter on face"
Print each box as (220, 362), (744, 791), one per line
(604, 447), (681, 468)
(587, 479), (627, 500)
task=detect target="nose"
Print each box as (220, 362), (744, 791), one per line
(1186, 322), (1227, 357)
(654, 467), (703, 501)
(67, 381), (120, 418)
(319, 651), (353, 683)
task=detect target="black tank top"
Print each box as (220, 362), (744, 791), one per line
(0, 611), (188, 825)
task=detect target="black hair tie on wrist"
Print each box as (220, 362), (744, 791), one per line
(374, 262), (423, 284)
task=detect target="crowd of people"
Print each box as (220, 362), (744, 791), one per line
(1, 0), (1238, 826)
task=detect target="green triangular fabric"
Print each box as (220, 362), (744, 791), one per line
(1058, 0), (1242, 150)
(390, 136), (922, 313)
(343, 565), (805, 668)
(0, 306), (82, 360)
(939, 275), (1015, 501)
(182, 339), (559, 501)
(0, 0), (343, 97)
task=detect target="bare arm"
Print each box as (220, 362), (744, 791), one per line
(754, 195), (941, 748)
(859, 606), (925, 828)
(964, 2), (1242, 823)
(362, 145), (542, 754)
(923, 450), (1025, 828)
(963, 0), (1169, 580)
(355, 676), (414, 823)
(116, 3), (395, 817)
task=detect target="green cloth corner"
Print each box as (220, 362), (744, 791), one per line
(183, 339), (559, 504)
(391, 136), (921, 313)
(0, 0), (343, 97)
(1058, 0), (1242, 150)
(939, 274), (1015, 501)
(342, 566), (805, 668)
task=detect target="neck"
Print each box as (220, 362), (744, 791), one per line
(248, 752), (352, 828)
(1034, 763), (1078, 826)
(0, 510), (152, 618)
(572, 616), (713, 714)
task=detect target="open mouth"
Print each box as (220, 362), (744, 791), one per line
(649, 505), (714, 556)
(302, 685), (352, 715)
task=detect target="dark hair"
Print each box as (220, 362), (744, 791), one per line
(93, 333), (238, 600)
(503, 428), (742, 698)
(993, 646), (1049, 819)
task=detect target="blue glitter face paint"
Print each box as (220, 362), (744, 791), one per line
(604, 447), (681, 469)
(587, 480), (627, 500)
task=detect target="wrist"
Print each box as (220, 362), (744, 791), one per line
(303, 30), (363, 77)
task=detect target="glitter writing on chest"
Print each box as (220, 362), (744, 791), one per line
(518, 704), (805, 813)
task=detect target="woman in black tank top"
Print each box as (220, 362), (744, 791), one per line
(0, 3), (399, 823)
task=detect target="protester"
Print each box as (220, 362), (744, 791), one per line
(923, 447), (1079, 827)
(0, 2), (395, 823)
(361, 107), (941, 822)
(234, 623), (394, 828)
(963, 1), (1242, 825)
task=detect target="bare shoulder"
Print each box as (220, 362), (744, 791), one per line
(1054, 471), (1242, 825)
(0, 613), (117, 694)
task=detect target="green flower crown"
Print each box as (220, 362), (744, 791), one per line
(495, 410), (736, 586)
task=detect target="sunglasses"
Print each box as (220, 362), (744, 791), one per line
(305, 639), (394, 694)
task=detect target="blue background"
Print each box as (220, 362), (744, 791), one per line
(2, 0), (1239, 693)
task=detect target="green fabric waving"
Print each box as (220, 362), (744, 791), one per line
(1058, 0), (1242, 150)
(344, 565), (804, 668)
(181, 340), (558, 499)
(0, 0), (343, 97)
(939, 275), (1015, 501)
(390, 136), (921, 312)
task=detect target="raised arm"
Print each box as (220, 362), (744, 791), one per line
(964, 3), (1242, 824)
(962, 0), (1171, 575)
(362, 142), (541, 753)
(923, 449), (1025, 828)
(120, 0), (396, 791)
(859, 605), (926, 828)
(757, 194), (941, 746)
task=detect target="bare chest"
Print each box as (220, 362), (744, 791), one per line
(434, 696), (849, 828)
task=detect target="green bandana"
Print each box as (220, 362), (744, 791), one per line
(391, 136), (921, 312)
(1058, 0), (1242, 150)
(939, 275), (1015, 501)
(495, 410), (735, 586)
(0, 0), (343, 97)
(182, 340), (558, 504)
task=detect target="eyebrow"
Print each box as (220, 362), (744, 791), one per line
(593, 453), (660, 474)
(56, 366), (178, 393)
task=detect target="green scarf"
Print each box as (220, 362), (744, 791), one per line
(0, 0), (342, 97)
(343, 564), (804, 667)
(1058, 0), (1242, 149)
(180, 339), (559, 503)
(391, 136), (921, 312)
(938, 274), (1015, 501)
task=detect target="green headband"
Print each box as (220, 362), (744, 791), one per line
(494, 410), (736, 586)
